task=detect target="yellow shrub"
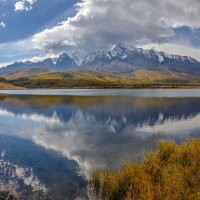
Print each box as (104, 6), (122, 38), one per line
(91, 139), (200, 200)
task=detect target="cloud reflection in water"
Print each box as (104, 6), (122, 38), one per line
(0, 94), (200, 198)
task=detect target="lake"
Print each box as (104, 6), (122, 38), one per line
(0, 89), (200, 199)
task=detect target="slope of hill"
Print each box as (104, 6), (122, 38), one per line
(0, 78), (24, 89)
(5, 67), (52, 81)
(6, 69), (200, 89)
(129, 68), (196, 84)
(8, 70), (124, 88)
(0, 82), (23, 90)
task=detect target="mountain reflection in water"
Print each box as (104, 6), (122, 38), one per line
(0, 93), (199, 199)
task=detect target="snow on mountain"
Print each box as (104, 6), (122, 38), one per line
(82, 43), (198, 66)
(0, 43), (200, 76)
(80, 43), (200, 75)
(68, 51), (86, 66)
(5, 43), (199, 68)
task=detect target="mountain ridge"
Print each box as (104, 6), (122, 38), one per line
(0, 43), (200, 76)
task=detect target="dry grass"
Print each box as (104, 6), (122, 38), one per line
(90, 139), (200, 200)
(7, 69), (200, 89)
(0, 82), (24, 90)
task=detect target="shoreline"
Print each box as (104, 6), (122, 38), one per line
(2, 84), (200, 90)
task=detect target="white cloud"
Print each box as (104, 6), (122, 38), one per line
(0, 62), (11, 68)
(0, 21), (6, 28)
(1, 105), (199, 178)
(1, 0), (200, 66)
(15, 0), (36, 12)
(0, 38), (40, 67)
(135, 113), (200, 137)
(0, 108), (60, 124)
(32, 0), (200, 54)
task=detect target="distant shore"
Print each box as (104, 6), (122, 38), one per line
(1, 85), (200, 90)
(0, 83), (200, 90)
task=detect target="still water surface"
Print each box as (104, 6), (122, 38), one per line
(0, 89), (200, 199)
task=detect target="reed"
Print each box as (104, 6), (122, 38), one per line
(90, 139), (200, 200)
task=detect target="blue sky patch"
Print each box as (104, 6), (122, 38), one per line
(0, 0), (78, 43)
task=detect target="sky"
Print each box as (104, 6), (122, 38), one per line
(0, 0), (200, 67)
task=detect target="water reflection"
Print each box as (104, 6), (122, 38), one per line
(0, 93), (199, 199)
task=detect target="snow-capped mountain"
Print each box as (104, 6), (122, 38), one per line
(81, 43), (200, 74)
(0, 43), (200, 76)
(0, 53), (78, 76)
(83, 43), (197, 65)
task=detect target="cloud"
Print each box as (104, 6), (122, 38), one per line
(15, 0), (37, 12)
(135, 113), (200, 137)
(2, 0), (200, 65)
(0, 21), (6, 28)
(0, 38), (41, 66)
(32, 0), (200, 54)
(0, 106), (155, 178)
(1, 104), (199, 178)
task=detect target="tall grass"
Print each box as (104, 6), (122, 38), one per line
(90, 139), (200, 200)
(0, 190), (20, 200)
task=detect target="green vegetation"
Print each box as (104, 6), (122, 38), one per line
(129, 68), (195, 83)
(4, 68), (200, 89)
(5, 67), (52, 81)
(8, 70), (125, 88)
(91, 139), (200, 200)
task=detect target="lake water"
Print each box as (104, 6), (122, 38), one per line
(0, 89), (200, 199)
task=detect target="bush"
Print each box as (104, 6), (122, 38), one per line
(90, 139), (200, 200)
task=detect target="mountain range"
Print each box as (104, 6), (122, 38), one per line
(1, 43), (200, 88)
(1, 43), (200, 76)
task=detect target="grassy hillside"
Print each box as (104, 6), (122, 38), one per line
(0, 82), (24, 89)
(5, 68), (200, 89)
(8, 70), (128, 88)
(0, 77), (24, 89)
(5, 67), (52, 81)
(91, 139), (200, 200)
(129, 68), (198, 84)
